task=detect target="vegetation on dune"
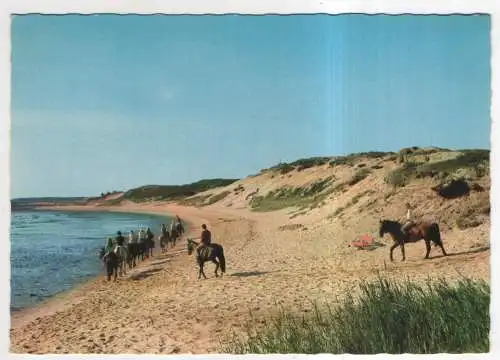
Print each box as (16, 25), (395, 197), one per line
(261, 151), (394, 175)
(250, 177), (335, 212)
(262, 157), (331, 175)
(329, 151), (395, 167)
(290, 157), (331, 171)
(456, 200), (491, 230)
(206, 191), (231, 205)
(123, 178), (239, 202)
(178, 194), (212, 207)
(221, 277), (490, 354)
(385, 150), (490, 188)
(99, 190), (121, 198)
(347, 168), (371, 186)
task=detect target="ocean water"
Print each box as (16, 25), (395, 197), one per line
(10, 210), (173, 311)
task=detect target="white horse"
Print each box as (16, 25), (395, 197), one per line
(114, 244), (128, 276)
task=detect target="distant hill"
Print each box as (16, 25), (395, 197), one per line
(123, 178), (240, 202)
(11, 197), (87, 211)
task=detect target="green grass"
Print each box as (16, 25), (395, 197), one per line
(329, 151), (395, 167)
(290, 157), (331, 171)
(178, 194), (212, 206)
(385, 150), (490, 188)
(250, 177), (334, 212)
(205, 190), (231, 205)
(221, 277), (490, 354)
(347, 168), (371, 186)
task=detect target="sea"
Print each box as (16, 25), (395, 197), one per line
(10, 210), (173, 312)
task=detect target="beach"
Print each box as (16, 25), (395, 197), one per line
(9, 195), (490, 354)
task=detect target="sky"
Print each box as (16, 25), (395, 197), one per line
(10, 14), (491, 198)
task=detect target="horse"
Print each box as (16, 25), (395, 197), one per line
(137, 240), (147, 261)
(170, 228), (179, 248)
(186, 239), (226, 280)
(176, 222), (184, 236)
(159, 233), (169, 253)
(127, 242), (139, 268)
(114, 244), (128, 276)
(378, 219), (448, 262)
(99, 247), (119, 281)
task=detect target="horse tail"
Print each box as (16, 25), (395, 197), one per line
(218, 246), (226, 273)
(430, 223), (442, 246)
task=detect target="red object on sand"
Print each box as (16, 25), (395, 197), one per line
(351, 234), (374, 248)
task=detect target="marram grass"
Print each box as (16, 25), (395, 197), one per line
(220, 277), (490, 354)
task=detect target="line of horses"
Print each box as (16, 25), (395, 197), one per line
(99, 222), (185, 281)
(97, 217), (450, 283)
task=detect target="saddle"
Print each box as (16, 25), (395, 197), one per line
(197, 245), (214, 259)
(404, 226), (421, 241)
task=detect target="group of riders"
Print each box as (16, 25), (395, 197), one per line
(99, 214), (217, 280)
(100, 215), (185, 270)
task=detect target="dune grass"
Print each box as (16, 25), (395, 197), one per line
(250, 177), (334, 212)
(220, 277), (490, 354)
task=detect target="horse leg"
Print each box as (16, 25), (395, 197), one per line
(400, 242), (406, 261)
(424, 239), (432, 259)
(390, 243), (398, 262)
(199, 261), (207, 279)
(212, 259), (219, 277)
(198, 262), (203, 280)
(438, 243), (448, 257)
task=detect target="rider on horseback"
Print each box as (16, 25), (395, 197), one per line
(401, 203), (415, 237)
(129, 230), (137, 244)
(197, 224), (212, 253)
(115, 231), (125, 246)
(146, 227), (154, 240)
(103, 237), (114, 258)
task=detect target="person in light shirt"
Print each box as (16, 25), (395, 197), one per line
(401, 203), (415, 237)
(128, 230), (137, 244)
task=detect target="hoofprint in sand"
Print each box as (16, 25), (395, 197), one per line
(10, 201), (490, 354)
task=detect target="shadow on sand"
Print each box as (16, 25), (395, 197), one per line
(130, 267), (163, 281)
(352, 241), (386, 251)
(432, 245), (490, 260)
(229, 271), (275, 278)
(150, 258), (171, 266)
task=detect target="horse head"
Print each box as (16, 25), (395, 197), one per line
(186, 238), (198, 255)
(379, 219), (387, 238)
(379, 219), (403, 238)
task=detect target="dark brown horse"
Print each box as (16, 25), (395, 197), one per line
(170, 228), (179, 248)
(187, 239), (226, 280)
(379, 219), (447, 261)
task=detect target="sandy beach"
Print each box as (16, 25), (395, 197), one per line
(10, 190), (490, 354)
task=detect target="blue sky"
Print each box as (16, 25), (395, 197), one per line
(11, 15), (491, 198)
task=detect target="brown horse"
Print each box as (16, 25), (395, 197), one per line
(379, 219), (447, 261)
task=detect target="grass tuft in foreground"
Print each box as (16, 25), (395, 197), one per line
(220, 277), (490, 354)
